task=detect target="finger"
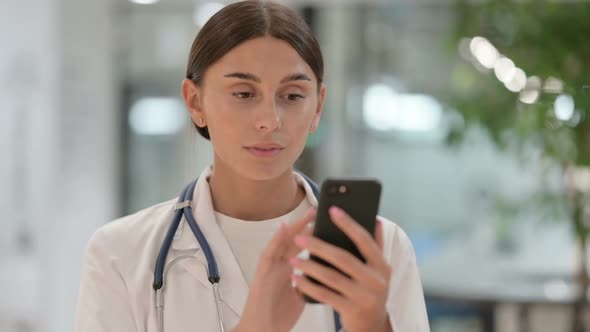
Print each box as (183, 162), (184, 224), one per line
(291, 273), (348, 313)
(282, 208), (316, 258)
(286, 207), (316, 238)
(290, 256), (360, 299)
(329, 206), (386, 268)
(261, 208), (315, 261)
(261, 221), (289, 261)
(374, 218), (384, 251)
(284, 226), (313, 259)
(294, 235), (382, 287)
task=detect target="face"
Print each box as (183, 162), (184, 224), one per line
(182, 36), (326, 180)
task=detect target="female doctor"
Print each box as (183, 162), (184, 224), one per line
(75, 1), (429, 331)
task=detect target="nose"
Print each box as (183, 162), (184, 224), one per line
(255, 98), (281, 132)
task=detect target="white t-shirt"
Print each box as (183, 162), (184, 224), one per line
(215, 196), (338, 332)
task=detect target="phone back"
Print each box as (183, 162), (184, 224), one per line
(313, 179), (382, 262)
(304, 179), (382, 303)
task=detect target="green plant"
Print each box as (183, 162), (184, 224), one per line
(447, 2), (590, 329)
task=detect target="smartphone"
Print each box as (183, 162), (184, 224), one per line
(303, 178), (382, 304)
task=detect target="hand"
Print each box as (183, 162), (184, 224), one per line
(290, 206), (393, 332)
(235, 208), (316, 332)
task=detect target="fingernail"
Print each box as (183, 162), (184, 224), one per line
(329, 206), (344, 218)
(294, 235), (307, 247)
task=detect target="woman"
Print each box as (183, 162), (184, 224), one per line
(75, 1), (429, 331)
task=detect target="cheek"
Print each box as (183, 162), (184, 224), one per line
(203, 100), (242, 146)
(204, 94), (241, 130)
(288, 100), (317, 130)
(291, 115), (312, 133)
(282, 109), (316, 146)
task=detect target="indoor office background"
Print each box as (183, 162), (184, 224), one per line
(1, 0), (589, 331)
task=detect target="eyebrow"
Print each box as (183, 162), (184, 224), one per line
(281, 73), (312, 84)
(223, 72), (312, 84)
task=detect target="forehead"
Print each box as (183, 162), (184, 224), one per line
(206, 36), (316, 81)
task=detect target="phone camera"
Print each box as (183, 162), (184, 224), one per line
(328, 184), (349, 195)
(338, 185), (347, 194)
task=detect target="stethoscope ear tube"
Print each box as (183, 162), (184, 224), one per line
(182, 180), (221, 284)
(153, 182), (193, 290)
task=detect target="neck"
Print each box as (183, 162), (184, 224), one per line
(208, 162), (305, 221)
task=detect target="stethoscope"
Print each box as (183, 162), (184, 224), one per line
(152, 173), (342, 332)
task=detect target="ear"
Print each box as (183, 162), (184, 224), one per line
(182, 79), (206, 127)
(309, 83), (326, 133)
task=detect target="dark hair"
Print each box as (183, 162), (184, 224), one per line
(185, 0), (324, 140)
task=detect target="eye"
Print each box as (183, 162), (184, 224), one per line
(286, 94), (305, 101)
(233, 91), (255, 99)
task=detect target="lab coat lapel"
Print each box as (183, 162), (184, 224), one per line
(171, 167), (249, 318)
(295, 172), (319, 208)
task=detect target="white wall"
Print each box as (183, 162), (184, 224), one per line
(0, 0), (59, 330)
(0, 0), (119, 331)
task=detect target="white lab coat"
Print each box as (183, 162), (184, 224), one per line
(75, 167), (430, 332)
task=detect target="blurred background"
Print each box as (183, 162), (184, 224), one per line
(1, 0), (590, 331)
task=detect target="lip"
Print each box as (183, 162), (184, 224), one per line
(246, 143), (285, 149)
(244, 143), (285, 158)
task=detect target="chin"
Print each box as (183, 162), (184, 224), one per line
(239, 162), (293, 182)
(225, 156), (293, 181)
(213, 147), (301, 182)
